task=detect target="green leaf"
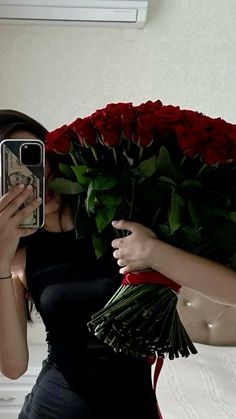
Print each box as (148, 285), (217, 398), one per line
(58, 163), (74, 178)
(98, 193), (122, 208)
(180, 227), (213, 255)
(181, 179), (202, 189)
(92, 175), (118, 191)
(212, 220), (236, 254)
(85, 181), (96, 213)
(85, 190), (96, 214)
(156, 146), (183, 183)
(186, 199), (202, 231)
(73, 195), (90, 239)
(159, 176), (176, 186)
(92, 232), (108, 259)
(200, 203), (229, 217)
(95, 206), (117, 233)
(48, 178), (83, 194)
(182, 225), (202, 245)
(205, 191), (231, 208)
(156, 224), (170, 239)
(228, 212), (236, 223)
(138, 156), (157, 178)
(168, 191), (185, 234)
(71, 165), (91, 185)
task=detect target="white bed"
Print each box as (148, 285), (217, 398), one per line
(154, 287), (236, 419)
(156, 343), (236, 419)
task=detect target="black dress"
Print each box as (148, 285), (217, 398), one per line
(18, 228), (158, 419)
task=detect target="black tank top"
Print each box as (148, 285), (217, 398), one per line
(21, 228), (120, 352)
(19, 229), (158, 419)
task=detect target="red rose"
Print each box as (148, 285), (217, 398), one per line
(133, 113), (159, 147)
(123, 101), (163, 147)
(45, 125), (71, 154)
(106, 102), (133, 114)
(156, 105), (182, 126)
(91, 106), (122, 147)
(70, 117), (97, 146)
(229, 127), (236, 161)
(105, 102), (136, 141)
(134, 100), (162, 114)
(207, 118), (230, 147)
(181, 110), (207, 128)
(229, 126), (236, 146)
(200, 118), (233, 164)
(121, 105), (137, 140)
(201, 148), (228, 165)
(176, 125), (208, 157)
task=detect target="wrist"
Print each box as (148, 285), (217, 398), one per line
(0, 273), (12, 280)
(147, 238), (171, 272)
(145, 237), (162, 270)
(0, 263), (12, 278)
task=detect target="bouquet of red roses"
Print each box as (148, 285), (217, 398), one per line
(45, 100), (236, 360)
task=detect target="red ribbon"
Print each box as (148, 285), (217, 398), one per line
(122, 270), (181, 293)
(121, 270), (181, 419)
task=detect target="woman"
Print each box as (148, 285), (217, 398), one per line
(0, 110), (158, 419)
(111, 219), (236, 306)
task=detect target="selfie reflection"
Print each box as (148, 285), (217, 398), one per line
(0, 105), (236, 419)
(1, 0), (236, 417)
(0, 110), (158, 419)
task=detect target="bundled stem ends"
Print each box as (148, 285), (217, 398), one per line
(87, 283), (198, 359)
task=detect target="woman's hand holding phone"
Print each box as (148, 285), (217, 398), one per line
(0, 184), (42, 272)
(0, 139), (45, 228)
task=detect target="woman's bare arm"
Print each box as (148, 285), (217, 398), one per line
(0, 185), (41, 379)
(111, 220), (236, 306)
(0, 266), (28, 379)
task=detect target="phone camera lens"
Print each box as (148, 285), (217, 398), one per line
(21, 143), (42, 166)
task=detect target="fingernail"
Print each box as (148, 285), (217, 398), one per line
(112, 220), (118, 226)
(17, 183), (25, 189)
(25, 184), (32, 190)
(36, 197), (42, 203)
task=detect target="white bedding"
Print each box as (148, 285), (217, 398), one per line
(155, 343), (236, 419)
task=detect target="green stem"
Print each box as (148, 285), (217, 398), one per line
(151, 206), (161, 227)
(90, 146), (98, 162)
(196, 164), (207, 178)
(139, 146), (144, 161)
(180, 155), (187, 167)
(112, 148), (118, 168)
(69, 152), (79, 166)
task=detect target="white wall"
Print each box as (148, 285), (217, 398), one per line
(0, 0), (236, 131)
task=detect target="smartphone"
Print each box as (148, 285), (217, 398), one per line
(0, 139), (45, 228)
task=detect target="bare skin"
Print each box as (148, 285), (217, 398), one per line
(0, 130), (73, 379)
(111, 220), (236, 306)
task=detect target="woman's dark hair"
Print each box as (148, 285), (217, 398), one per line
(0, 110), (48, 322)
(0, 109), (60, 176)
(0, 109), (48, 143)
